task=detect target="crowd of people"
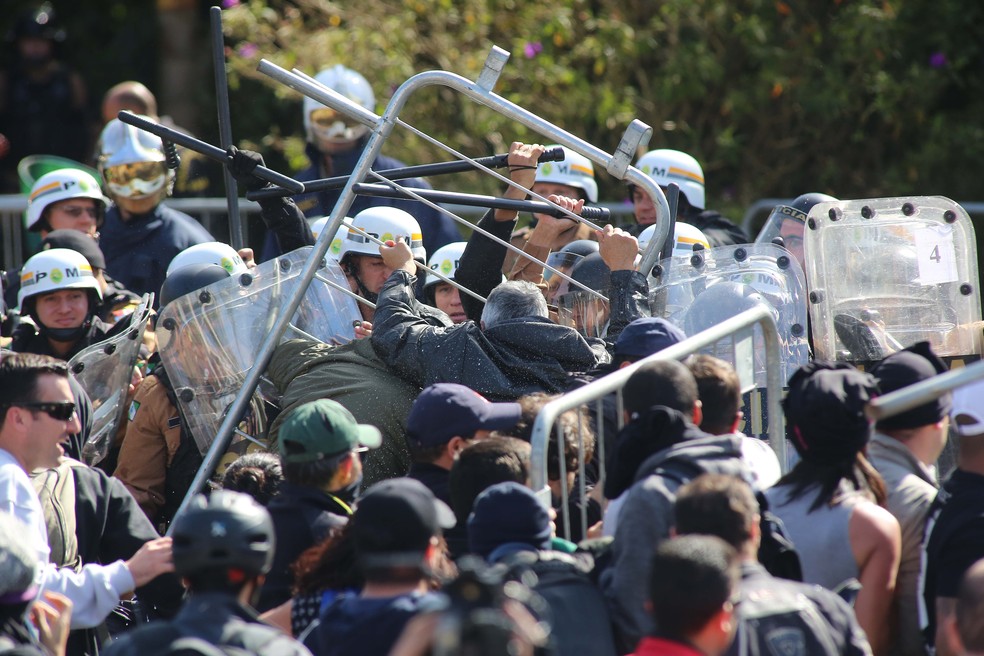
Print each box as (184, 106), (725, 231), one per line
(0, 32), (982, 656)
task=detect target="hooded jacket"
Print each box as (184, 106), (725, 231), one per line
(601, 431), (749, 651)
(371, 270), (610, 401)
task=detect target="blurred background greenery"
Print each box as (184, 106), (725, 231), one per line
(2, 0), (983, 233)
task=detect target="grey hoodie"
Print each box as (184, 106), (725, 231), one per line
(600, 433), (750, 651)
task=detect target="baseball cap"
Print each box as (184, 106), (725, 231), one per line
(952, 378), (984, 437)
(783, 362), (878, 465)
(278, 399), (381, 464)
(614, 317), (686, 359)
(41, 229), (107, 271)
(352, 477), (456, 568)
(467, 481), (552, 558)
(406, 383), (521, 448)
(870, 341), (950, 431)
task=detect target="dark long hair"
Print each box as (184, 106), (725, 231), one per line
(774, 450), (887, 513)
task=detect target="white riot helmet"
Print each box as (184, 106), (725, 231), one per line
(167, 242), (249, 277)
(18, 247), (103, 310)
(97, 117), (170, 201)
(303, 65), (375, 147)
(26, 168), (110, 232)
(636, 149), (705, 210)
(638, 221), (711, 256)
(535, 146), (598, 203)
(309, 217), (350, 260)
(339, 207), (426, 263)
(424, 241), (467, 290)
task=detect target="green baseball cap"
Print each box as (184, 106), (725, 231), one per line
(278, 399), (382, 463)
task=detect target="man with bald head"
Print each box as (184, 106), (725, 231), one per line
(101, 81), (158, 124)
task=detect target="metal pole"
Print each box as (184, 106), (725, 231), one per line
(210, 6), (244, 250)
(867, 359), (984, 421)
(246, 146), (566, 201)
(117, 111), (305, 194)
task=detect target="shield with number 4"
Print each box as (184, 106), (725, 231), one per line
(805, 197), (982, 365)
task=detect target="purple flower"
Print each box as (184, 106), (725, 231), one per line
(929, 51), (947, 69)
(237, 42), (258, 58)
(523, 41), (543, 59)
(221, 0), (239, 8)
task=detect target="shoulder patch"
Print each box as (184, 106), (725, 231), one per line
(167, 416), (181, 430)
(128, 401), (140, 422)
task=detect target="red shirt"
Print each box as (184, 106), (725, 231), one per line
(631, 637), (705, 656)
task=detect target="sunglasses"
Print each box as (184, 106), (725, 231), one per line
(57, 205), (100, 218)
(1, 401), (76, 421)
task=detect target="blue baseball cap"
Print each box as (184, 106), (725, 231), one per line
(406, 383), (521, 448)
(614, 317), (686, 359)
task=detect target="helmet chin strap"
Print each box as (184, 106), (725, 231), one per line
(343, 261), (378, 305)
(37, 317), (92, 343)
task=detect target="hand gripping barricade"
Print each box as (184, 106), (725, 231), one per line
(155, 247), (361, 456)
(804, 196), (983, 367)
(69, 293), (154, 466)
(122, 44), (676, 527)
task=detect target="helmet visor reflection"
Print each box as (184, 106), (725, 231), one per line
(104, 162), (166, 198)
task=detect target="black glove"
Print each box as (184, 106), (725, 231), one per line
(227, 145), (268, 192)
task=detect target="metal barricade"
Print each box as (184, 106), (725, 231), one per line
(529, 305), (785, 540)
(867, 359), (984, 422)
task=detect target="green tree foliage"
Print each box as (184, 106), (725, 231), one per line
(222, 0), (984, 219)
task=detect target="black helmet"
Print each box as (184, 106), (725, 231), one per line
(171, 490), (275, 577)
(159, 263), (231, 309)
(559, 239), (599, 258)
(568, 252), (611, 294)
(9, 4), (65, 43)
(784, 193), (839, 222)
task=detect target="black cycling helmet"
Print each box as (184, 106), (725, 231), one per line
(171, 490), (275, 577)
(159, 263), (231, 309)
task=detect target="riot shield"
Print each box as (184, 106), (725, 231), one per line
(804, 197), (982, 364)
(71, 294), (154, 466)
(155, 247), (361, 454)
(649, 243), (810, 389)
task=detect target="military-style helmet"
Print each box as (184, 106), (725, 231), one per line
(303, 65), (375, 146)
(635, 149), (705, 210)
(159, 263), (231, 309)
(18, 247), (102, 310)
(638, 221), (710, 256)
(339, 206), (426, 263)
(97, 117), (170, 201)
(167, 242), (248, 278)
(424, 241), (467, 290)
(755, 192), (839, 246)
(170, 490), (275, 577)
(26, 169), (110, 232)
(681, 281), (778, 337)
(535, 146), (598, 203)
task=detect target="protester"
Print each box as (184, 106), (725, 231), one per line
(258, 399), (381, 613)
(0, 353), (173, 629)
(103, 490), (311, 656)
(311, 478), (453, 656)
(221, 452), (285, 507)
(675, 473), (873, 656)
(765, 362), (901, 656)
(868, 342), (949, 656)
(941, 559), (984, 656)
(633, 534), (740, 656)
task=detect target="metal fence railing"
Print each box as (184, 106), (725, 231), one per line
(530, 305), (785, 540)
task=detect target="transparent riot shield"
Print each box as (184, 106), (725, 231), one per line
(71, 293), (154, 466)
(155, 247), (361, 454)
(649, 243), (810, 388)
(805, 197), (982, 364)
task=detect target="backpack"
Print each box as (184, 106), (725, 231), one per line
(495, 550), (619, 656)
(111, 621), (286, 656)
(30, 458), (85, 570)
(728, 579), (842, 656)
(652, 457), (803, 582)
